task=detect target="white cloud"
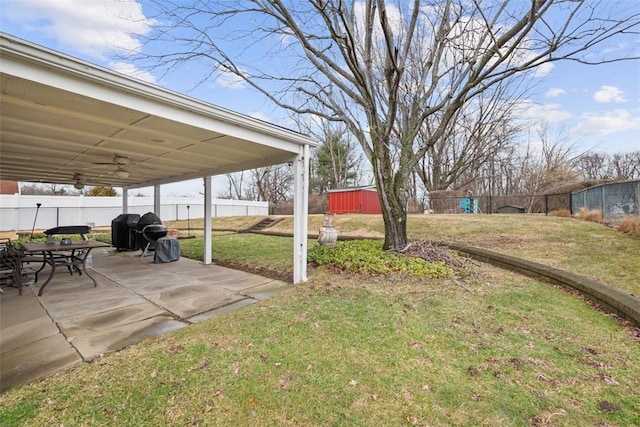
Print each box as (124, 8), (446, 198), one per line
(571, 109), (640, 136)
(593, 85), (627, 103)
(109, 62), (157, 84)
(545, 88), (566, 98)
(0, 0), (155, 59)
(531, 62), (554, 78)
(216, 68), (248, 90)
(516, 100), (572, 123)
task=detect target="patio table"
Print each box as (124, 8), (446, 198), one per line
(21, 240), (110, 296)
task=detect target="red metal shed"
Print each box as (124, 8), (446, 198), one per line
(328, 186), (382, 214)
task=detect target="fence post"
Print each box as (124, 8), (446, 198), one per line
(569, 191), (573, 215)
(636, 181), (640, 216)
(544, 194), (548, 215)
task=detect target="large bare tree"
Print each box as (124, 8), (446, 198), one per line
(140, 0), (640, 250)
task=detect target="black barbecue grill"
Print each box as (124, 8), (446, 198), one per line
(141, 224), (168, 258)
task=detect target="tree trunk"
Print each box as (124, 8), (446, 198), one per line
(380, 196), (407, 251)
(373, 136), (408, 251)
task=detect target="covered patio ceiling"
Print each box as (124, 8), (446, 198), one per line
(0, 33), (315, 190)
(1, 33), (314, 284)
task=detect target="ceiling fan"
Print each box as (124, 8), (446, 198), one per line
(73, 172), (86, 189)
(88, 154), (131, 178)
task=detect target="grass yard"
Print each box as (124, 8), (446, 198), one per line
(2, 214), (638, 426)
(188, 214), (638, 296)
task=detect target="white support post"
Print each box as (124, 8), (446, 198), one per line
(122, 188), (128, 213)
(203, 176), (212, 264)
(293, 144), (310, 283)
(153, 184), (161, 215)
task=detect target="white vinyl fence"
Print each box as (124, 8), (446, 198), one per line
(0, 195), (268, 231)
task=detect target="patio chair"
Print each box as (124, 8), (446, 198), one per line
(0, 239), (25, 294)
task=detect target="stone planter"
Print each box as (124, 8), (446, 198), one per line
(318, 212), (338, 247)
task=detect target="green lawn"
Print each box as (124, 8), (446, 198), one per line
(3, 215), (638, 426)
(226, 214), (639, 295)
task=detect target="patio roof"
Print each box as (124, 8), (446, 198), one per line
(0, 33), (313, 284)
(0, 33), (316, 190)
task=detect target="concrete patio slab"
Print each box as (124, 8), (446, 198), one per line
(1, 333), (82, 393)
(217, 274), (275, 291)
(241, 280), (293, 300)
(1, 314), (60, 354)
(145, 285), (245, 319)
(187, 297), (257, 323)
(0, 286), (47, 329)
(68, 315), (186, 360)
(57, 302), (166, 339)
(1, 247), (292, 393)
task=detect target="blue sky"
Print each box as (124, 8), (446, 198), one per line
(1, 0), (639, 196)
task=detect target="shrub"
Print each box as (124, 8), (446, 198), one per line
(90, 233), (112, 244)
(574, 207), (603, 223)
(618, 215), (640, 237)
(549, 209), (572, 218)
(308, 239), (453, 278)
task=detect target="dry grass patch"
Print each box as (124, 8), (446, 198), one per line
(549, 209), (572, 218)
(574, 207), (603, 223)
(618, 215), (640, 238)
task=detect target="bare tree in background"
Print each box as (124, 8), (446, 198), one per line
(573, 152), (610, 181)
(505, 124), (579, 212)
(573, 151), (640, 181)
(246, 165), (293, 207)
(220, 171), (249, 200)
(139, 0), (640, 250)
(416, 79), (524, 192)
(610, 152), (640, 180)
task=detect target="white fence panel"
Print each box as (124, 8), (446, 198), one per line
(0, 195), (268, 231)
